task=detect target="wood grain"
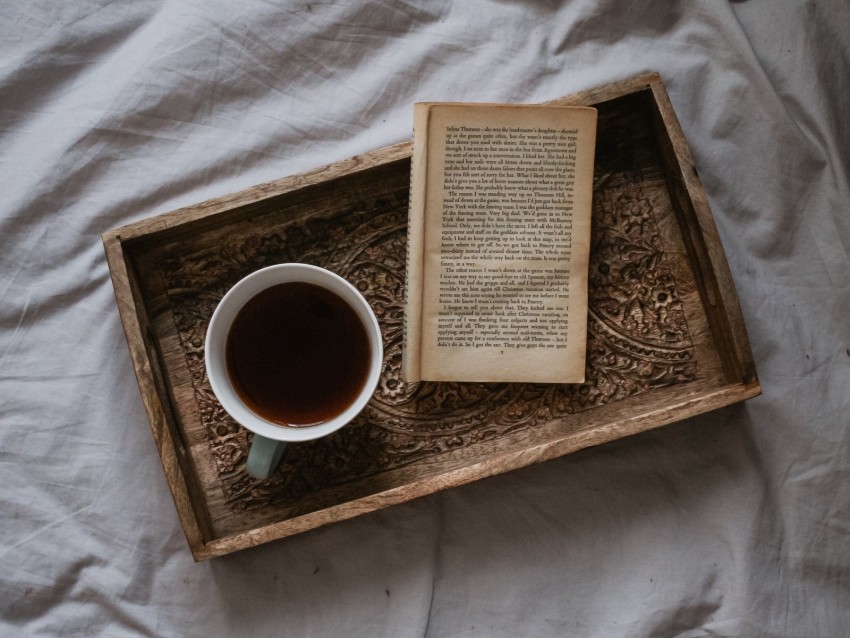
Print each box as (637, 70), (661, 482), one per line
(102, 73), (760, 561)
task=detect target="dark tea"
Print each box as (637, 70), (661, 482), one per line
(225, 281), (372, 427)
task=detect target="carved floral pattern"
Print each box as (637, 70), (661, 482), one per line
(162, 144), (697, 512)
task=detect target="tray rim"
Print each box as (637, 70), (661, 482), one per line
(102, 72), (760, 561)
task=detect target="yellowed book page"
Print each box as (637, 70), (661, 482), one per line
(419, 104), (596, 383)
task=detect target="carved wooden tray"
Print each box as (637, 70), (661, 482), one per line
(102, 73), (760, 561)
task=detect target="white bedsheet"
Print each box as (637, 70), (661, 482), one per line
(2, 1), (848, 636)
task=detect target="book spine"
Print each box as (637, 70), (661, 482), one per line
(401, 104), (429, 382)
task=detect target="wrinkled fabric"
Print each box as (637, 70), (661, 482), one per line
(1, 1), (848, 636)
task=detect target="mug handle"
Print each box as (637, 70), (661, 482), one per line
(246, 434), (287, 479)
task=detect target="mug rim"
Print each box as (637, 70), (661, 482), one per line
(204, 263), (383, 443)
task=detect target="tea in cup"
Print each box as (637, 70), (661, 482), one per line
(205, 264), (383, 479)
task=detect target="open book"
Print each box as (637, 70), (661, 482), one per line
(402, 102), (597, 383)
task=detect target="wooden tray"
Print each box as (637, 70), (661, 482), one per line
(102, 73), (760, 561)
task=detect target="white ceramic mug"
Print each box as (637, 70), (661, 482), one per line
(205, 264), (383, 479)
